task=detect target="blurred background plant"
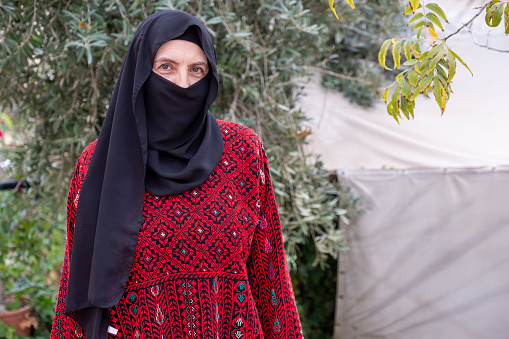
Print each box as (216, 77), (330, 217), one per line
(321, 0), (406, 106)
(0, 185), (65, 338)
(0, 0), (401, 336)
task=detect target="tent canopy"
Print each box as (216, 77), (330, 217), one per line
(298, 2), (509, 338)
(298, 0), (509, 171)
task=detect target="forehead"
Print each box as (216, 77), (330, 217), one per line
(154, 40), (207, 62)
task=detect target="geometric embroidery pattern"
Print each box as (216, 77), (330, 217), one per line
(50, 120), (303, 339)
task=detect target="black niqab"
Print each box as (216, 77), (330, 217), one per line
(64, 11), (223, 339)
(144, 71), (216, 196)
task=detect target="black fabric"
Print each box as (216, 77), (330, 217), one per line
(175, 25), (202, 48)
(64, 10), (223, 339)
(145, 71), (220, 196)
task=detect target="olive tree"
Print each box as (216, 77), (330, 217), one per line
(1, 0), (385, 336)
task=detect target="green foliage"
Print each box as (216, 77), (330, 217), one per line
(289, 169), (364, 336)
(378, 2), (473, 121)
(331, 0), (509, 119)
(0, 0), (367, 334)
(0, 0), (361, 262)
(0, 188), (66, 336)
(0, 320), (46, 339)
(486, 0), (509, 34)
(0, 321), (44, 339)
(292, 241), (338, 339)
(0, 321), (18, 339)
(322, 63), (382, 107)
(321, 0), (407, 106)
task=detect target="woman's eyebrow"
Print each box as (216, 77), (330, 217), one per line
(154, 58), (208, 68)
(191, 61), (209, 68)
(154, 57), (179, 65)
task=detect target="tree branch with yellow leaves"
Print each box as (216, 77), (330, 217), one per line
(329, 0), (509, 122)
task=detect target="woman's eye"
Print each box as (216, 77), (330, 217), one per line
(191, 67), (203, 74)
(160, 64), (171, 70)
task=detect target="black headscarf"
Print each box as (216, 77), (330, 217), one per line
(64, 10), (223, 338)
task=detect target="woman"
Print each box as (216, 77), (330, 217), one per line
(51, 10), (303, 339)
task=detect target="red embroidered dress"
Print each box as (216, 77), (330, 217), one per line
(51, 121), (304, 339)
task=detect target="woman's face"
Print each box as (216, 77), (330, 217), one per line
(152, 39), (209, 88)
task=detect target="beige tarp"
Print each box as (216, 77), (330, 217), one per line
(339, 167), (509, 339)
(298, 0), (509, 170)
(299, 60), (509, 170)
(296, 2), (509, 338)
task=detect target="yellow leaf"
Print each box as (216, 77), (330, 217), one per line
(387, 101), (399, 122)
(407, 99), (415, 119)
(378, 39), (393, 70)
(382, 82), (397, 103)
(345, 0), (356, 11)
(426, 12), (444, 31)
(427, 25), (438, 37)
(433, 76), (447, 114)
(416, 25), (425, 39)
(445, 50), (456, 82)
(400, 78), (412, 99)
(413, 41), (422, 58)
(329, 0), (339, 20)
(391, 85), (402, 118)
(403, 40), (413, 60)
(79, 21), (85, 29)
(425, 3), (449, 23)
(486, 1), (504, 27)
(505, 3), (509, 34)
(407, 69), (419, 87)
(408, 12), (424, 25)
(412, 74), (433, 100)
(392, 39), (403, 69)
(412, 21), (426, 31)
(424, 50), (447, 77)
(382, 87), (390, 104)
(409, 0), (421, 13)
(423, 44), (444, 63)
(400, 97), (411, 119)
(87, 24), (92, 30)
(404, 3), (422, 15)
(449, 48), (473, 76)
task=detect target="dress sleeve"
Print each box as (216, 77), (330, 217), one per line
(51, 156), (86, 339)
(247, 143), (304, 339)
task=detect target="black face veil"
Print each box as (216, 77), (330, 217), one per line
(64, 10), (223, 338)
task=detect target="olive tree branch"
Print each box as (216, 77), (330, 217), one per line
(217, 0), (253, 47)
(304, 66), (373, 84)
(227, 55), (251, 122)
(277, 0), (323, 34)
(12, 0), (38, 55)
(340, 24), (379, 39)
(84, 63), (100, 141)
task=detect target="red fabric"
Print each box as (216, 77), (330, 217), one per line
(51, 121), (303, 339)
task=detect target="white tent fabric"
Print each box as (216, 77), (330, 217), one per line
(340, 167), (509, 339)
(299, 63), (509, 170)
(298, 0), (509, 170)
(296, 1), (509, 338)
